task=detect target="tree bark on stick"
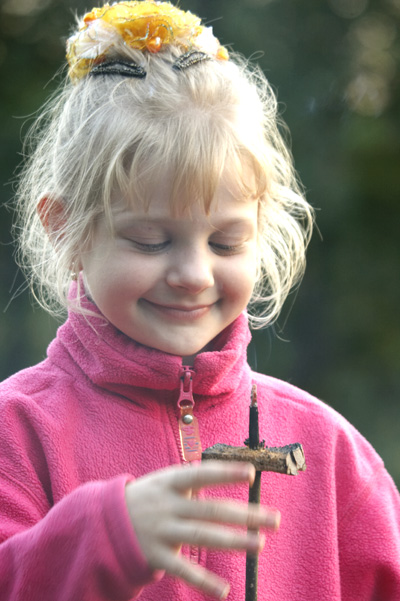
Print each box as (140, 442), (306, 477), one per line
(202, 442), (306, 476)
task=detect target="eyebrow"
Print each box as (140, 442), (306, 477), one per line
(113, 213), (255, 228)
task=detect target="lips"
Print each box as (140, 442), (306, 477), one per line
(142, 299), (214, 320)
(155, 303), (210, 311)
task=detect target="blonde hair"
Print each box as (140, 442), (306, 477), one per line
(14, 38), (313, 328)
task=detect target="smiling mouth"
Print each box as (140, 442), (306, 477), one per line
(142, 300), (214, 320)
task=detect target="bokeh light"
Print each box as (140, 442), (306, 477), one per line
(1, 0), (51, 17)
(346, 72), (390, 115)
(354, 12), (397, 50)
(345, 12), (397, 115)
(328, 0), (369, 19)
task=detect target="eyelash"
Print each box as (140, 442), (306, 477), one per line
(210, 242), (242, 255)
(131, 241), (169, 253)
(128, 240), (242, 255)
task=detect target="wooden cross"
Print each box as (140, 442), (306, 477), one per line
(202, 385), (306, 601)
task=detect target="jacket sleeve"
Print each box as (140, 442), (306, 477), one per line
(338, 454), (400, 600)
(0, 471), (161, 601)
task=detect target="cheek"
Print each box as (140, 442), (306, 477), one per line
(81, 250), (122, 301)
(220, 255), (257, 302)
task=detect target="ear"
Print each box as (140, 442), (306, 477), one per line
(37, 196), (66, 239)
(37, 197), (83, 274)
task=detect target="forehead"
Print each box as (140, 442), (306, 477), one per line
(117, 159), (258, 213)
(110, 186), (258, 239)
(112, 165), (258, 225)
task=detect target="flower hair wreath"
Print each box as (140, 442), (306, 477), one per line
(66, 0), (229, 82)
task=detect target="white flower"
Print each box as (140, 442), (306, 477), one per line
(68, 19), (119, 60)
(194, 26), (219, 56)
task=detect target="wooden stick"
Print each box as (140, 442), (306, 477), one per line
(246, 385), (261, 601)
(201, 387), (306, 601)
(202, 442), (306, 476)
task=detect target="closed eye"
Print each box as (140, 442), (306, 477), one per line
(210, 242), (244, 255)
(129, 240), (169, 253)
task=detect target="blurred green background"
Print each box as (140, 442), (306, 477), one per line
(0, 0), (399, 485)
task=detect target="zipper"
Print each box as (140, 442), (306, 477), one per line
(177, 366), (202, 463)
(177, 366), (202, 564)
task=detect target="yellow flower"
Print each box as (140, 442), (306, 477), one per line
(67, 0), (228, 82)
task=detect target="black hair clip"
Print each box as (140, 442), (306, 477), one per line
(172, 50), (211, 71)
(89, 60), (147, 78)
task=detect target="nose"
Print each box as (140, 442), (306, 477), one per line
(166, 246), (215, 294)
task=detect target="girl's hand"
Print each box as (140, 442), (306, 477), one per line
(125, 461), (280, 599)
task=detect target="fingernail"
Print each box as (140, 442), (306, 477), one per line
(248, 533), (265, 553)
(271, 511), (281, 530)
(263, 510), (281, 530)
(218, 584), (230, 599)
(239, 463), (255, 482)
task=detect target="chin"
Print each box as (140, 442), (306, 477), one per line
(170, 347), (204, 359)
(161, 342), (211, 360)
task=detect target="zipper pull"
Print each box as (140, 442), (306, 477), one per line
(177, 367), (202, 463)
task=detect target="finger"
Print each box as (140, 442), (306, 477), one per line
(176, 498), (281, 530)
(166, 461), (256, 492)
(159, 550), (230, 600)
(158, 520), (266, 554)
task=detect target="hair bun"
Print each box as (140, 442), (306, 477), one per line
(66, 1), (229, 83)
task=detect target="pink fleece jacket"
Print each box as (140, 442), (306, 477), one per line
(0, 295), (399, 601)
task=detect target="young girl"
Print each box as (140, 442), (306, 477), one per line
(1, 2), (399, 600)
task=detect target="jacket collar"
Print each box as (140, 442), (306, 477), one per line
(49, 290), (252, 403)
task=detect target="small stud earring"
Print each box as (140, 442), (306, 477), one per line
(70, 263), (78, 281)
